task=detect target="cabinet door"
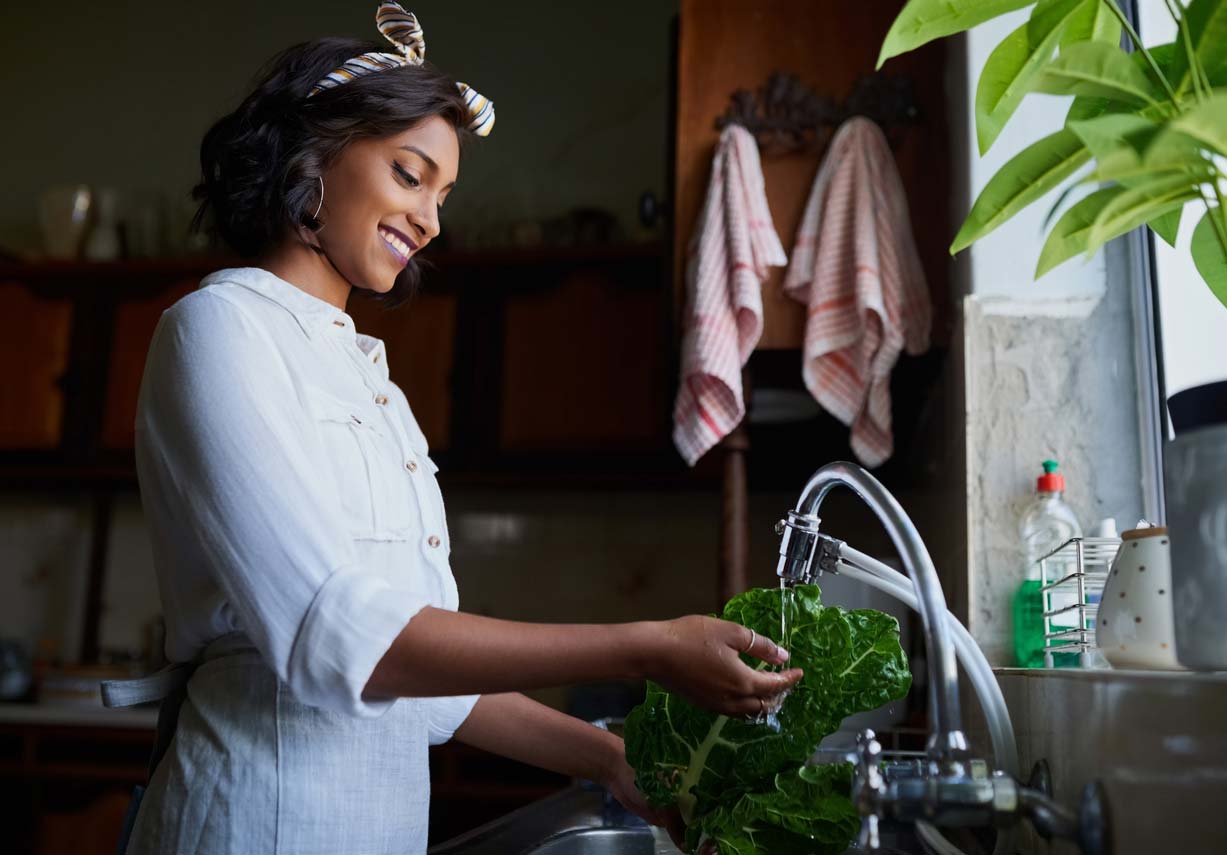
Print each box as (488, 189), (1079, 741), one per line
(499, 269), (669, 452)
(347, 291), (457, 451)
(101, 280), (198, 449)
(0, 282), (73, 448)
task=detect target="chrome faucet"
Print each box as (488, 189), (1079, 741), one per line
(775, 461), (1110, 855)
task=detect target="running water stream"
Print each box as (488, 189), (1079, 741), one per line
(749, 579), (795, 729)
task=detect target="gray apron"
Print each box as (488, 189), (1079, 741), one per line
(102, 632), (433, 855)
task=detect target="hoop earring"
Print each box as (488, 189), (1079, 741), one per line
(312, 176), (325, 223)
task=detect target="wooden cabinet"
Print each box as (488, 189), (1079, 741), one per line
(0, 283), (73, 448)
(0, 261), (223, 486)
(499, 263), (669, 453)
(102, 279), (199, 450)
(0, 246), (686, 488)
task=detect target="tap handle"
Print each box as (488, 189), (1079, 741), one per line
(853, 729), (886, 851)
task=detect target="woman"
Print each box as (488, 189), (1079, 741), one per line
(123, 4), (801, 853)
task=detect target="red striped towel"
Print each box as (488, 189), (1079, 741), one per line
(783, 117), (930, 467)
(673, 125), (787, 466)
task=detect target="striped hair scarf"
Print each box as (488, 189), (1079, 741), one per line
(308, 2), (495, 138)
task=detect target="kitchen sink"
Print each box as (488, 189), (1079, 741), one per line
(523, 827), (659, 855)
(429, 783), (922, 855)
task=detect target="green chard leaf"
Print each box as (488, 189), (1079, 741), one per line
(692, 765), (860, 855)
(878, 0), (1034, 68)
(623, 585), (910, 852)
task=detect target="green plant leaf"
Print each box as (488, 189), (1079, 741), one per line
(1169, 92), (1227, 157)
(1033, 41), (1166, 105)
(1036, 185), (1125, 275)
(877, 0), (1034, 68)
(976, 0), (1084, 155)
(1170, 0), (1227, 94)
(1191, 206), (1227, 308)
(1060, 0), (1122, 48)
(1087, 173), (1201, 252)
(1068, 113), (1157, 160)
(952, 128), (1091, 253)
(1149, 208), (1183, 247)
(1065, 93), (1125, 123)
(624, 584), (910, 845)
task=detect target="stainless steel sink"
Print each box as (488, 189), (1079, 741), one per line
(430, 785), (675, 855)
(524, 827), (658, 855)
(429, 783), (921, 855)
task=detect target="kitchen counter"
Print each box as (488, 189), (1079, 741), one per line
(0, 701), (156, 729)
(975, 667), (1227, 854)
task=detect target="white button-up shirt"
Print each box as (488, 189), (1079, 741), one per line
(135, 266), (477, 734)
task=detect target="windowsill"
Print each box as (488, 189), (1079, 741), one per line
(993, 666), (1227, 684)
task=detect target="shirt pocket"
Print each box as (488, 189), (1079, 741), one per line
(303, 386), (421, 541)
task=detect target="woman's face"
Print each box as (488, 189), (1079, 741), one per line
(316, 115), (460, 294)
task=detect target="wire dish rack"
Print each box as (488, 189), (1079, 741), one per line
(1037, 536), (1122, 668)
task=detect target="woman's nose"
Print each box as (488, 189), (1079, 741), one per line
(409, 204), (440, 242)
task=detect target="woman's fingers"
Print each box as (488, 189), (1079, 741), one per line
(746, 666), (804, 697)
(738, 626), (791, 666)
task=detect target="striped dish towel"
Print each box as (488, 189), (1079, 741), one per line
(783, 117), (930, 467)
(673, 125), (787, 466)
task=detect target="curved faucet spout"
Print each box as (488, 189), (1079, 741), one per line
(787, 461), (968, 767)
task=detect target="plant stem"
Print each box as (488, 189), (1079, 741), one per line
(1208, 177), (1227, 266)
(1168, 0), (1209, 100)
(1103, 0), (1179, 106)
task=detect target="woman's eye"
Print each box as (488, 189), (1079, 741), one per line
(393, 163), (420, 188)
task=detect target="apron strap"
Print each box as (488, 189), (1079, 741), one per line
(100, 663), (194, 709)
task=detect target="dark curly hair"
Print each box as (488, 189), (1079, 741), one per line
(192, 37), (471, 307)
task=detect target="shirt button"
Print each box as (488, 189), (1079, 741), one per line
(405, 460), (418, 473)
(332, 319), (346, 327)
(427, 535), (441, 548)
(374, 393), (389, 406)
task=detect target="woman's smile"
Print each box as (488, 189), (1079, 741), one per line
(378, 224), (417, 266)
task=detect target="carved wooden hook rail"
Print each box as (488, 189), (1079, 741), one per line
(715, 71), (920, 155)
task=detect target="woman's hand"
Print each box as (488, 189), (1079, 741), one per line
(647, 616), (802, 718)
(599, 742), (689, 851)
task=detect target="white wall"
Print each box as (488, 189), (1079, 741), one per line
(0, 1), (676, 256)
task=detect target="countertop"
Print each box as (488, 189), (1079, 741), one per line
(0, 701), (157, 729)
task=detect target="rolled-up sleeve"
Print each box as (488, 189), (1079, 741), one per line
(425, 694), (480, 745)
(135, 290), (427, 717)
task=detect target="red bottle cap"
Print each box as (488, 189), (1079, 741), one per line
(1037, 459), (1064, 492)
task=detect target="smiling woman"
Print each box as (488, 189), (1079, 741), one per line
(192, 33), (469, 308)
(106, 5), (805, 855)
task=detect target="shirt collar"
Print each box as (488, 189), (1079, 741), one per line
(203, 267), (390, 379)
(205, 267), (354, 340)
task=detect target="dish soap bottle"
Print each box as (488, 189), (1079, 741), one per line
(1012, 460), (1082, 668)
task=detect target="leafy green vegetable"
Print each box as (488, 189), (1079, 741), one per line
(688, 765), (860, 855)
(623, 585), (911, 855)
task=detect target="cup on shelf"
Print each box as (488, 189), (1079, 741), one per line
(38, 184), (92, 259)
(1096, 526), (1183, 670)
